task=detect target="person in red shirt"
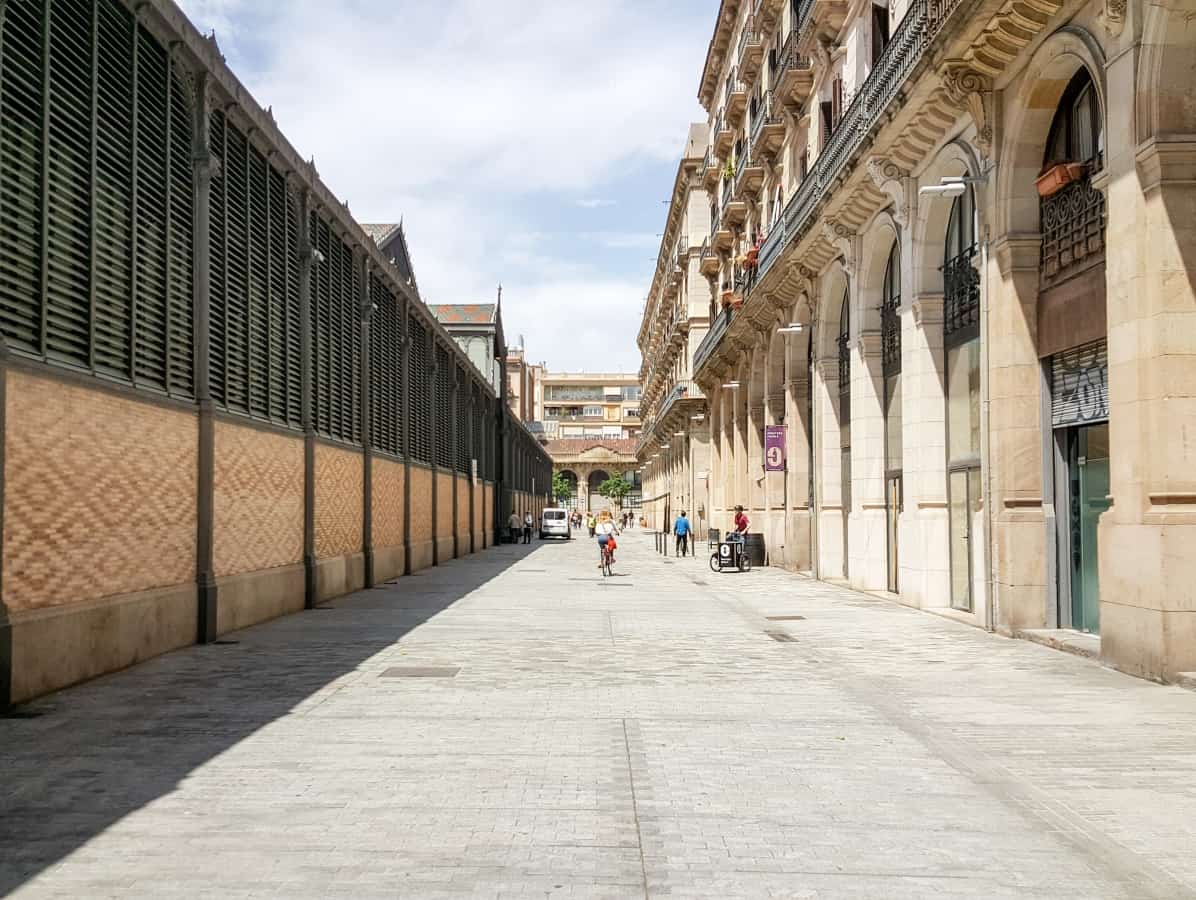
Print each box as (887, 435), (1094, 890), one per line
(733, 505), (750, 536)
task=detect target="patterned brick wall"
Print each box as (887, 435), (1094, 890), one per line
(409, 466), (432, 543)
(3, 372), (196, 612)
(213, 422), (303, 577)
(456, 476), (471, 536)
(473, 483), (483, 543)
(314, 444), (363, 560)
(372, 457), (404, 549)
(436, 472), (453, 540)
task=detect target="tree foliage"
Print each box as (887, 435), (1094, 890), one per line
(597, 476), (632, 507)
(551, 471), (574, 504)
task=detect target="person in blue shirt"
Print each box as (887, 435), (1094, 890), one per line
(673, 510), (691, 557)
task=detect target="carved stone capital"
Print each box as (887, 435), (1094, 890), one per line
(993, 234), (1041, 278)
(1100, 0), (1126, 35)
(940, 61), (994, 161)
(821, 220), (855, 272)
(866, 157), (909, 228)
(911, 292), (944, 328)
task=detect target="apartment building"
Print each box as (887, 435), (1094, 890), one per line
(637, 124), (716, 539)
(539, 373), (642, 441)
(668, 0), (1196, 684)
(505, 347), (544, 424)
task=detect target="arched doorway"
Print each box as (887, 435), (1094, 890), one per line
(837, 289), (851, 580)
(881, 239), (902, 594)
(944, 183), (981, 613)
(1038, 66), (1107, 635)
(558, 470), (579, 510)
(587, 469), (611, 514)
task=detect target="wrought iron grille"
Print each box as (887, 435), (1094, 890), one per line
(943, 247), (980, 344)
(369, 273), (402, 456)
(1040, 176), (1105, 290)
(837, 332), (851, 396)
(882, 295), (901, 374)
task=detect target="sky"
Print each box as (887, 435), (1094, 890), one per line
(176, 0), (715, 373)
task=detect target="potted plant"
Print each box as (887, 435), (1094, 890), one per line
(1036, 160), (1087, 198)
(724, 158), (735, 180)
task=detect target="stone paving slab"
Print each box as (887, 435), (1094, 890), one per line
(2, 531), (1196, 898)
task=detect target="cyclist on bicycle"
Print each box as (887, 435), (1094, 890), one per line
(595, 510), (619, 568)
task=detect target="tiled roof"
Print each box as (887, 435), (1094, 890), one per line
(545, 438), (637, 457)
(429, 304), (497, 325)
(362, 223), (401, 245)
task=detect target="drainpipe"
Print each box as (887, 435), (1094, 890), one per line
(980, 234), (995, 633)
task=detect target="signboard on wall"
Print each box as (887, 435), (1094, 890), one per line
(764, 425), (787, 472)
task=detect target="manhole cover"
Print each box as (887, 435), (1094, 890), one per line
(765, 631), (797, 643)
(766, 615), (806, 621)
(380, 666), (460, 678)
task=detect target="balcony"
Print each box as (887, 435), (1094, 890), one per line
(738, 17), (764, 86)
(710, 208), (733, 252)
(734, 149), (765, 200)
(773, 29), (814, 109)
(655, 380), (706, 434)
(725, 69), (748, 127)
(702, 148), (721, 191)
(1040, 173), (1105, 290)
(749, 91), (786, 160)
(722, 175), (748, 228)
(809, 0), (849, 35)
(713, 113), (733, 157)
(693, 307), (734, 376)
(700, 238), (721, 276)
(675, 236), (689, 270)
(754, 0), (783, 30)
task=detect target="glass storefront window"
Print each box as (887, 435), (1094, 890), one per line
(947, 339), (980, 464)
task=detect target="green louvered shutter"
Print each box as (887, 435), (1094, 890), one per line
(369, 274), (400, 456)
(266, 166), (287, 421)
(45, 0), (93, 368)
(94, 0), (133, 376)
(408, 317), (430, 462)
(312, 213), (332, 437)
(284, 186), (301, 425)
(133, 24), (168, 390)
(207, 108), (228, 405)
(166, 61), (193, 396)
(245, 142), (268, 417)
(435, 344), (452, 468)
(223, 121), (248, 411)
(0, 1), (46, 354)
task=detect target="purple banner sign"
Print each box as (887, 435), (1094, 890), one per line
(764, 425), (786, 472)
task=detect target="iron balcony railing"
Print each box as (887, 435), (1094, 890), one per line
(722, 178), (734, 210)
(657, 380), (705, 428)
(737, 17), (761, 66)
(773, 23), (813, 88)
(753, 0), (961, 289)
(675, 236), (689, 268)
(750, 90), (783, 149)
(693, 307), (735, 375)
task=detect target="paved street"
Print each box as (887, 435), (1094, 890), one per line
(2, 530), (1196, 899)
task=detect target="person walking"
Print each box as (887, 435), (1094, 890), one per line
(673, 510), (691, 557)
(586, 513), (596, 538)
(507, 510), (522, 545)
(522, 511), (534, 544)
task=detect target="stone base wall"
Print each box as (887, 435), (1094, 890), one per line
(1, 370), (521, 705)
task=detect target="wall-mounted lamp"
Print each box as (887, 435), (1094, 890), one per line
(777, 323), (804, 335)
(918, 174), (988, 198)
(691, 414), (705, 421)
(722, 381), (741, 389)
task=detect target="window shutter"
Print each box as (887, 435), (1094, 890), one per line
(93, 0), (134, 376)
(0, 0), (46, 354)
(133, 24), (170, 391)
(284, 184), (302, 425)
(266, 166), (288, 421)
(369, 273), (401, 456)
(208, 109), (228, 405)
(312, 212), (331, 436)
(166, 60), (193, 396)
(246, 143), (269, 417)
(408, 316), (431, 462)
(435, 344), (452, 468)
(1051, 340), (1108, 429)
(45, 0), (94, 368)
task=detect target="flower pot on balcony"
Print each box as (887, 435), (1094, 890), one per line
(744, 246), (759, 267)
(721, 291), (744, 310)
(1035, 161), (1087, 198)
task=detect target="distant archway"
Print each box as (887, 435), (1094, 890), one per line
(558, 469), (579, 509)
(587, 469), (611, 513)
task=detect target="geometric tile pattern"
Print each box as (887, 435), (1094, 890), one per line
(213, 422), (303, 577)
(314, 444), (363, 559)
(408, 466), (432, 543)
(435, 472), (453, 542)
(455, 475), (471, 537)
(371, 457), (404, 549)
(3, 371), (196, 612)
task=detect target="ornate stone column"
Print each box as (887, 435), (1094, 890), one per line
(849, 330), (887, 591)
(814, 356), (845, 578)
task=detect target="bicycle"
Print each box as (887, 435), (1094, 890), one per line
(600, 541), (614, 577)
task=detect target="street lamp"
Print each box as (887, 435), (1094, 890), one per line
(919, 174), (987, 198)
(722, 381), (740, 389)
(777, 323), (804, 335)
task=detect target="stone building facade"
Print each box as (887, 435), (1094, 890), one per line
(638, 124), (715, 539)
(654, 0), (1196, 683)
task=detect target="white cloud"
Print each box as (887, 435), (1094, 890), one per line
(175, 0), (709, 373)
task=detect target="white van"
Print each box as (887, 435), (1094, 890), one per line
(540, 508), (571, 540)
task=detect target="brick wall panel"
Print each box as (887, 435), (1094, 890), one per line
(456, 476), (470, 536)
(409, 466), (432, 543)
(4, 373), (196, 612)
(372, 457), (404, 548)
(315, 444), (363, 560)
(213, 422), (303, 577)
(436, 472), (453, 540)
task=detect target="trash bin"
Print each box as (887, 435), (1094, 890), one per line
(744, 533), (766, 567)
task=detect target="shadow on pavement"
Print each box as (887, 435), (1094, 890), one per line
(0, 541), (541, 895)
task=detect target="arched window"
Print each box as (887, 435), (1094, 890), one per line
(881, 239), (902, 591)
(838, 288), (851, 578)
(943, 186), (978, 346)
(1044, 68), (1103, 169)
(943, 188), (981, 612)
